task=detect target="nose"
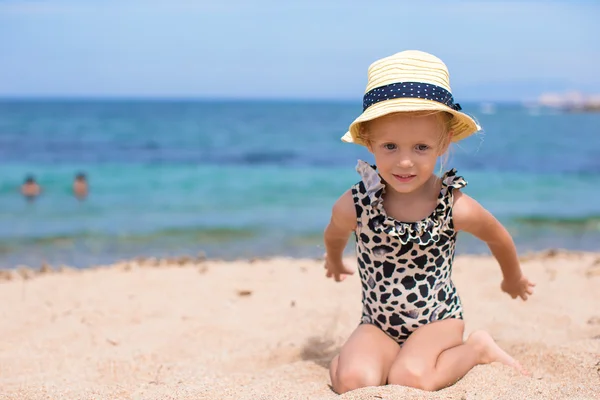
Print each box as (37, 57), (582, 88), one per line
(397, 157), (414, 169)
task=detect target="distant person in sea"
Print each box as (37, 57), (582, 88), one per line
(20, 175), (42, 201)
(73, 172), (88, 200)
(322, 50), (535, 394)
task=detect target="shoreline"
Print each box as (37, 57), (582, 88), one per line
(2, 216), (600, 270)
(1, 247), (599, 280)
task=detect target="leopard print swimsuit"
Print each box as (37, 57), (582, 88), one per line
(351, 160), (466, 346)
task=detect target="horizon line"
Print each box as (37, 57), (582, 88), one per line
(0, 95), (530, 104)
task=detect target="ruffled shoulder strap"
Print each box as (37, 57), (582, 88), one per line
(355, 160), (385, 205)
(439, 168), (467, 209)
(441, 168), (467, 190)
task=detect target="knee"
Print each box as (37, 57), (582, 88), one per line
(333, 362), (381, 394)
(388, 359), (436, 391)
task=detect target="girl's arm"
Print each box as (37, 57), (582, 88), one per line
(323, 189), (357, 281)
(324, 189), (357, 259)
(452, 190), (535, 300)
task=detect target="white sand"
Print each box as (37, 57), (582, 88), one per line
(0, 251), (599, 399)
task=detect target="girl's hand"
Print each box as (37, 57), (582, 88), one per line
(501, 275), (536, 301)
(324, 253), (354, 282)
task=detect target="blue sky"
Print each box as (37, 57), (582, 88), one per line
(0, 0), (598, 101)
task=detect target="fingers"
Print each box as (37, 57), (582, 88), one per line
(519, 293), (528, 301)
(325, 267), (345, 282)
(524, 281), (536, 298)
(526, 286), (534, 295)
(520, 285), (535, 300)
(510, 289), (534, 301)
(334, 272), (346, 282)
(325, 270), (347, 282)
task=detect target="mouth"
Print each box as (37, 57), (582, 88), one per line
(392, 174), (416, 183)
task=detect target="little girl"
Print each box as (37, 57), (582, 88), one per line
(323, 50), (535, 394)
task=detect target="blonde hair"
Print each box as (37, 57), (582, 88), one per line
(357, 110), (453, 172)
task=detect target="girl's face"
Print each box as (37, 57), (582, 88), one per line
(366, 113), (449, 194)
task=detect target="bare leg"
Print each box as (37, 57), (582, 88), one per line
(387, 319), (527, 391)
(330, 324), (400, 394)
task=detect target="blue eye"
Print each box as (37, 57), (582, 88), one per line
(416, 144), (430, 151)
(383, 143), (397, 150)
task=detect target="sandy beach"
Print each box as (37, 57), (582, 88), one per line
(1, 250), (599, 400)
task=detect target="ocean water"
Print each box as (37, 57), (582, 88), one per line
(0, 100), (598, 269)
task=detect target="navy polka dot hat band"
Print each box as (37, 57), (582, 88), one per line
(362, 82), (462, 112)
(342, 50), (481, 146)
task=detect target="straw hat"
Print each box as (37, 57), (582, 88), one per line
(342, 50), (481, 146)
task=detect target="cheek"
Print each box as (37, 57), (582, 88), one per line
(372, 152), (394, 169)
(415, 152), (438, 167)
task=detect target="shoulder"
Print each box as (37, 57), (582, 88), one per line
(441, 168), (468, 192)
(452, 190), (497, 234)
(452, 190), (477, 226)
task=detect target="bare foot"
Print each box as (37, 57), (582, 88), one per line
(466, 330), (530, 376)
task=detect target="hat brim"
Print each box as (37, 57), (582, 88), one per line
(342, 98), (481, 146)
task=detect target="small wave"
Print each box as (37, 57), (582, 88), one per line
(513, 215), (600, 230)
(6, 226), (260, 248)
(242, 151), (296, 164)
(220, 150), (297, 165)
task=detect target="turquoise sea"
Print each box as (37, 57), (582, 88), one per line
(0, 100), (598, 268)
